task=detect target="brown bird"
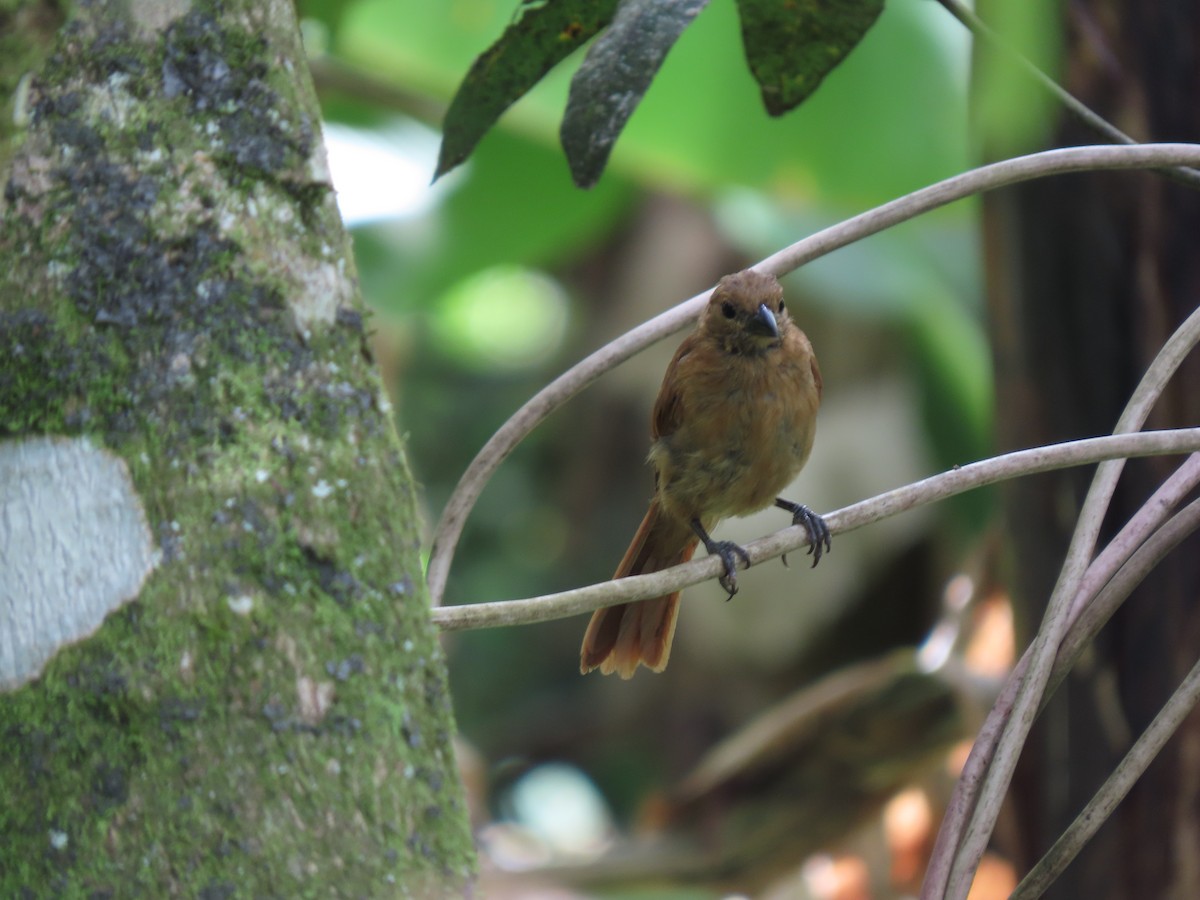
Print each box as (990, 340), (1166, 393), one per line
(580, 270), (829, 678)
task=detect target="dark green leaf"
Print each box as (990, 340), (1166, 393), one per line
(434, 0), (619, 181)
(560, 0), (710, 188)
(736, 0), (883, 116)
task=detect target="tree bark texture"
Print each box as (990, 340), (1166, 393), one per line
(980, 2), (1200, 897)
(0, 1), (475, 895)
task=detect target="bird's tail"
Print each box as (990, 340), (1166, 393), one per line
(580, 500), (698, 678)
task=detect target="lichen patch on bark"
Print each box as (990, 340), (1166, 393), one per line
(0, 436), (159, 689)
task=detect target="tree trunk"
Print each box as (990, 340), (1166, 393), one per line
(980, 2), (1200, 897)
(0, 1), (474, 895)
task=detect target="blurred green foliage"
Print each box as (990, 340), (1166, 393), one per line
(972, 0), (1061, 155)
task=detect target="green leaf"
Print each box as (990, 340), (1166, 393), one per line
(736, 0), (884, 116)
(434, 0), (619, 181)
(560, 0), (710, 188)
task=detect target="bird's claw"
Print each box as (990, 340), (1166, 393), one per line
(708, 540), (751, 600)
(792, 505), (831, 568)
(775, 500), (831, 568)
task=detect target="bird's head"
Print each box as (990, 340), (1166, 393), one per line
(701, 270), (790, 357)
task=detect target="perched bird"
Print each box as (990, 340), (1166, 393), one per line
(580, 270), (829, 678)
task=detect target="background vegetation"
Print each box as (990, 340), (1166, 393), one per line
(300, 1), (1200, 897)
(301, 0), (996, 890)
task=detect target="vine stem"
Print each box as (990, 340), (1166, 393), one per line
(1012, 494), (1200, 898)
(431, 428), (1200, 632)
(931, 299), (1200, 900)
(920, 455), (1200, 899)
(425, 143), (1200, 606)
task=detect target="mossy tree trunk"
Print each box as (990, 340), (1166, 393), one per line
(0, 1), (475, 895)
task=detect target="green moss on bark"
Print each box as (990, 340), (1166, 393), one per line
(0, 1), (475, 895)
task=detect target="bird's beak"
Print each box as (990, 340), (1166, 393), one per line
(749, 303), (779, 339)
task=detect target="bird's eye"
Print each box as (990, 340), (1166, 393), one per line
(721, 301), (736, 319)
(777, 300), (786, 313)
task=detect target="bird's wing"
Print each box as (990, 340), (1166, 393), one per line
(650, 335), (696, 441)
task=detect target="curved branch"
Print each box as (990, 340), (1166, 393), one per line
(1012, 504), (1200, 899)
(936, 300), (1200, 900)
(425, 143), (1200, 606)
(432, 428), (1200, 632)
(1018, 656), (1200, 898)
(1052, 493), (1200, 700)
(924, 487), (1200, 900)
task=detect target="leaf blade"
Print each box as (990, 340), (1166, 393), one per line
(434, 0), (619, 181)
(560, 0), (711, 188)
(736, 0), (884, 116)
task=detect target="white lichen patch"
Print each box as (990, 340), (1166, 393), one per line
(226, 594), (255, 616)
(307, 128), (334, 187)
(287, 256), (355, 332)
(84, 72), (140, 130)
(128, 0), (193, 35)
(0, 437), (159, 690)
(296, 675), (335, 725)
(12, 72), (33, 129)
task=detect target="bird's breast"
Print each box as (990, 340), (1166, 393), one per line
(652, 349), (818, 521)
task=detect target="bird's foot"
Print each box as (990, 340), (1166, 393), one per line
(689, 518), (752, 600)
(706, 539), (751, 600)
(775, 500), (831, 568)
